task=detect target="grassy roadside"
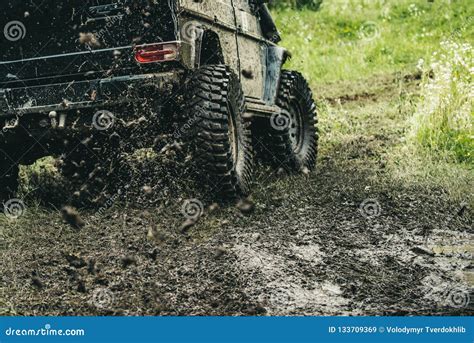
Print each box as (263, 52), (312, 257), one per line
(273, 0), (473, 204)
(274, 0), (473, 85)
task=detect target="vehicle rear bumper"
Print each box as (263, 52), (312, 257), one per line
(0, 71), (184, 118)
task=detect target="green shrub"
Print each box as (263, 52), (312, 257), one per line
(411, 41), (473, 164)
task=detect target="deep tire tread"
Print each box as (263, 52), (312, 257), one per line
(185, 65), (254, 198)
(262, 70), (319, 172)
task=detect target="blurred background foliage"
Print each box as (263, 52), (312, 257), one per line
(268, 0), (324, 10)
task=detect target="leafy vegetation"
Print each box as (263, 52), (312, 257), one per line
(412, 41), (473, 164)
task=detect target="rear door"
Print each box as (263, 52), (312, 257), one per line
(233, 0), (265, 99)
(0, 0), (178, 88)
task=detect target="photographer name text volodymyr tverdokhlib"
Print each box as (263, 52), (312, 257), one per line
(385, 326), (466, 334)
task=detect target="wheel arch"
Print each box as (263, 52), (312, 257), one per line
(180, 26), (225, 69)
(199, 30), (225, 66)
(263, 46), (289, 106)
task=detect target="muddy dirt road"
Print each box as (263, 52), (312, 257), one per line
(1, 74), (472, 316)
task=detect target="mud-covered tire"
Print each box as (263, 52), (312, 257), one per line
(0, 152), (19, 202)
(185, 65), (254, 198)
(262, 71), (318, 172)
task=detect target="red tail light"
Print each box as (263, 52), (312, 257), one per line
(134, 42), (179, 64)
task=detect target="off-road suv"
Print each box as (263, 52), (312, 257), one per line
(0, 0), (318, 203)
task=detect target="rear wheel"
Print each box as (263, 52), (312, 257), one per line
(185, 65), (254, 198)
(260, 71), (318, 172)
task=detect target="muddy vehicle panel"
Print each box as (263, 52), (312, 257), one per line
(1, 1), (179, 86)
(0, 0), (319, 202)
(234, 0), (267, 99)
(1, 0), (180, 115)
(177, 0), (241, 74)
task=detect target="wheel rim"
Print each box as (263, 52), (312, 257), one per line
(288, 98), (304, 153)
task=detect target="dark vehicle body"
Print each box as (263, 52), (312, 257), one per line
(1, 0), (179, 116)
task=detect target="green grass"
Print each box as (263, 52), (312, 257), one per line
(271, 0), (473, 201)
(273, 0), (473, 85)
(411, 40), (473, 164)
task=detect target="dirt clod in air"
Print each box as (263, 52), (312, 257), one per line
(209, 203), (220, 213)
(214, 247), (227, 259)
(63, 253), (87, 269)
(61, 206), (85, 230)
(237, 198), (255, 215)
(79, 32), (101, 48)
(31, 276), (44, 290)
(121, 256), (137, 269)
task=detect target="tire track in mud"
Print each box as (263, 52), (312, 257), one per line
(220, 163), (472, 315)
(231, 232), (350, 315)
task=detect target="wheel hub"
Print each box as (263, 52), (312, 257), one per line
(288, 99), (304, 153)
